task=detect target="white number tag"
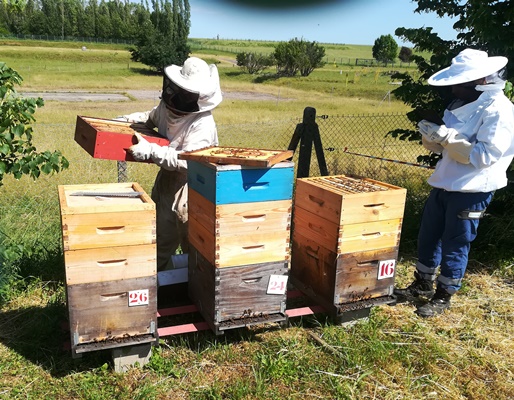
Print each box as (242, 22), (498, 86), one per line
(128, 289), (149, 306)
(267, 275), (288, 295)
(377, 259), (396, 280)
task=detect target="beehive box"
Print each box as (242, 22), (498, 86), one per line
(290, 175), (406, 314)
(291, 232), (398, 310)
(292, 175), (406, 254)
(58, 182), (158, 356)
(74, 116), (169, 162)
(188, 187), (292, 268)
(67, 276), (158, 356)
(187, 160), (294, 205)
(188, 245), (289, 335)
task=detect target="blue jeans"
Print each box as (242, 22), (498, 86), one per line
(416, 188), (493, 294)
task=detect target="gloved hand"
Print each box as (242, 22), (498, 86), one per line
(422, 136), (444, 154)
(418, 120), (455, 144)
(445, 133), (473, 164)
(129, 132), (152, 161)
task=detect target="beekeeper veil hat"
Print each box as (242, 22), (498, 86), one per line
(164, 57), (222, 112)
(427, 48), (508, 87)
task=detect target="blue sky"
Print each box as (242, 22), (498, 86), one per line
(189, 0), (459, 46)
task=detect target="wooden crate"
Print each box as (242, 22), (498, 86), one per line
(59, 182), (156, 251)
(74, 115), (169, 162)
(188, 246), (289, 335)
(67, 276), (158, 356)
(188, 188), (291, 268)
(292, 175), (406, 254)
(290, 232), (398, 312)
(187, 160), (294, 205)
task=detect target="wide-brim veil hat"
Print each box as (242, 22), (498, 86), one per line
(428, 48), (508, 86)
(164, 57), (222, 112)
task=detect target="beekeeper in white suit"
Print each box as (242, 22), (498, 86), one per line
(121, 57), (222, 271)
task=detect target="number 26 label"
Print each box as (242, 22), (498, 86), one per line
(128, 289), (149, 306)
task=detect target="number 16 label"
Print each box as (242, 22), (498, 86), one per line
(377, 259), (396, 280)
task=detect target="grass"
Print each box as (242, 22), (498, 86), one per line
(0, 39), (513, 399)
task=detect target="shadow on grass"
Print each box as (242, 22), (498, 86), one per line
(0, 303), (113, 377)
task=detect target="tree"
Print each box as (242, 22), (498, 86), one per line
(129, 0), (191, 72)
(399, 46), (413, 63)
(0, 62), (69, 187)
(273, 38), (325, 77)
(391, 1), (514, 161)
(372, 34), (399, 65)
(236, 52), (274, 74)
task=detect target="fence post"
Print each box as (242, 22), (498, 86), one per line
(288, 107), (328, 179)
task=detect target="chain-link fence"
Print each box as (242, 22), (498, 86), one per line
(217, 108), (432, 189)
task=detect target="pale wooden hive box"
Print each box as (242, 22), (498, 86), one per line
(58, 182), (158, 356)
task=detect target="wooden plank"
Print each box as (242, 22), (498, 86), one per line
(64, 244), (156, 285)
(180, 146), (293, 167)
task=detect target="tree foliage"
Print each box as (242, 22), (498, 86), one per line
(273, 38), (325, 77)
(129, 0), (191, 72)
(399, 46), (413, 62)
(390, 0), (514, 167)
(236, 52), (274, 74)
(372, 34), (398, 64)
(0, 62), (69, 187)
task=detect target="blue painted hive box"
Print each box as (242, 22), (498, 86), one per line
(187, 160), (294, 205)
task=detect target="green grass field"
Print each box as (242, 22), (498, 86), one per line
(0, 39), (513, 400)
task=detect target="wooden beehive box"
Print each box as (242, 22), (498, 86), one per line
(187, 160), (294, 205)
(292, 175), (406, 254)
(67, 276), (158, 356)
(58, 182), (158, 356)
(188, 245), (289, 335)
(74, 115), (169, 162)
(290, 175), (406, 312)
(291, 233), (398, 310)
(188, 188), (292, 268)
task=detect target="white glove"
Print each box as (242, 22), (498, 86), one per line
(418, 120), (455, 144)
(444, 133), (473, 164)
(422, 136), (444, 154)
(129, 132), (152, 161)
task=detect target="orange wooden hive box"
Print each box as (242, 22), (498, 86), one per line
(290, 175), (407, 315)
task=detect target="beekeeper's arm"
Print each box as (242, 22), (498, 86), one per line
(129, 118), (216, 171)
(418, 114), (513, 166)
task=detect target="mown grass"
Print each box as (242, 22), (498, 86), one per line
(1, 39), (513, 399)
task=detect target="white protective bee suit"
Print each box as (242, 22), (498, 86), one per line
(122, 57), (222, 270)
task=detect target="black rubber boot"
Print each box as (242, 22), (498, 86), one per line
(415, 287), (452, 318)
(394, 271), (435, 301)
